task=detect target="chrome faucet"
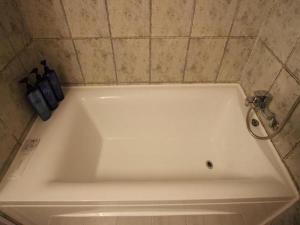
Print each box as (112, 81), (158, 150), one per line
(245, 90), (279, 130)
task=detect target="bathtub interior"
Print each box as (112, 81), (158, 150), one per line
(50, 85), (286, 184)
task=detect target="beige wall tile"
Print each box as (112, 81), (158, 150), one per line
(17, 0), (70, 38)
(191, 0), (237, 36)
(231, 0), (276, 36)
(151, 0), (194, 36)
(18, 42), (43, 73)
(107, 0), (150, 37)
(285, 145), (300, 189)
(287, 42), (300, 82)
(259, 0), (300, 62)
(268, 70), (300, 157)
(35, 39), (83, 83)
(0, 28), (14, 70)
(75, 38), (116, 83)
(0, 59), (34, 139)
(240, 40), (282, 95)
(185, 38), (226, 82)
(62, 0), (109, 38)
(0, 120), (17, 170)
(151, 38), (188, 82)
(217, 38), (254, 82)
(272, 103), (300, 157)
(269, 69), (300, 123)
(0, 0), (31, 53)
(113, 38), (149, 83)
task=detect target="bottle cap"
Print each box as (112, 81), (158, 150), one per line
(31, 68), (42, 81)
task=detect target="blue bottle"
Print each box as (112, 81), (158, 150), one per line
(19, 77), (51, 121)
(41, 60), (64, 101)
(31, 68), (58, 110)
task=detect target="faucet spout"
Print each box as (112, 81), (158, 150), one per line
(245, 90), (276, 129)
(245, 90), (300, 140)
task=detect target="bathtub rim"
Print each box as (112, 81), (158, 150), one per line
(0, 83), (298, 206)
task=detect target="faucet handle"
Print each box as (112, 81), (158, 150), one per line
(245, 96), (255, 106)
(269, 117), (279, 130)
(253, 90), (272, 109)
(245, 90), (273, 108)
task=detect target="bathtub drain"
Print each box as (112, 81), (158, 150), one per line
(206, 160), (213, 169)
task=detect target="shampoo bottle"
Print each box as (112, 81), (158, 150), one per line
(41, 60), (64, 101)
(31, 68), (58, 110)
(19, 77), (51, 121)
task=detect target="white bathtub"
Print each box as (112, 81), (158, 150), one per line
(0, 84), (298, 225)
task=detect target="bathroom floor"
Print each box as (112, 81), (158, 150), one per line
(50, 215), (245, 225)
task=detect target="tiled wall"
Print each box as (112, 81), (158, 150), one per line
(240, 0), (300, 223)
(16, 0), (277, 85)
(0, 0), (300, 224)
(0, 1), (40, 175)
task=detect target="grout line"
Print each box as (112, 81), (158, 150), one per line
(215, 0), (241, 82)
(227, 36), (257, 39)
(245, 0), (279, 86)
(9, 39), (33, 74)
(226, 36), (260, 84)
(0, 36), (32, 73)
(71, 40), (86, 84)
(0, 212), (22, 225)
(284, 67), (300, 85)
(267, 67), (283, 93)
(238, 36), (266, 86)
(6, 31), (21, 56)
(262, 39), (300, 158)
(182, 0), (196, 82)
(16, 51), (29, 74)
(285, 38), (299, 64)
(0, 140), (21, 182)
(284, 161), (300, 191)
(105, 0), (118, 84)
(59, 0), (72, 38)
(3, 1), (32, 57)
(149, 0), (152, 83)
(0, 113), (29, 182)
(284, 139), (300, 160)
(232, 0), (274, 85)
(32, 37), (72, 40)
(16, 46), (30, 73)
(71, 36), (111, 40)
(184, 215), (188, 225)
(0, 119), (19, 146)
(214, 36), (228, 82)
(262, 39), (300, 90)
(261, 40), (285, 65)
(283, 38), (300, 85)
(63, 80), (238, 86)
(16, 114), (37, 145)
(13, 0), (33, 44)
(31, 35), (257, 40)
(59, 0), (86, 84)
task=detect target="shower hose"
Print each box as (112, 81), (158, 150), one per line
(246, 96), (300, 140)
